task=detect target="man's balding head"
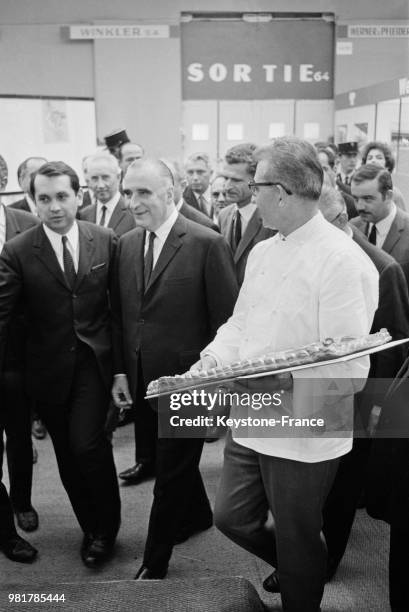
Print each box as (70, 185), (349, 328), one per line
(17, 157), (48, 193)
(122, 158), (175, 232)
(86, 153), (121, 204)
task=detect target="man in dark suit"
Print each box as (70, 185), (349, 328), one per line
(112, 158), (238, 578)
(218, 143), (275, 286)
(10, 157), (47, 214)
(319, 187), (409, 580)
(1, 204), (40, 534)
(0, 158), (38, 563)
(183, 152), (213, 218)
(0, 162), (121, 567)
(350, 164), (409, 288)
(78, 153), (135, 237)
(168, 159), (219, 232)
(335, 141), (359, 195)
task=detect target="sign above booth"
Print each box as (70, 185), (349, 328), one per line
(181, 20), (334, 100)
(68, 24), (170, 39)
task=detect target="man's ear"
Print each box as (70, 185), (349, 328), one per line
(180, 178), (188, 191)
(385, 189), (394, 203)
(76, 188), (83, 207)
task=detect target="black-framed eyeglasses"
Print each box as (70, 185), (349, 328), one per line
(248, 180), (292, 196)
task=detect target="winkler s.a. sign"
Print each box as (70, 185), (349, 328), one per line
(181, 20), (334, 100)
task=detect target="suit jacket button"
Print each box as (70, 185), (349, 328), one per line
(72, 294), (77, 299)
(69, 346), (75, 352)
(139, 319), (144, 324)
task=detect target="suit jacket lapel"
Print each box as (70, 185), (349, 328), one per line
(145, 215), (186, 293)
(108, 198), (126, 231)
(74, 222), (95, 290)
(382, 212), (403, 254)
(4, 207), (20, 239)
(235, 209), (261, 262)
(33, 225), (69, 290)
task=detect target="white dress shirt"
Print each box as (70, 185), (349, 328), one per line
(43, 222), (79, 273)
(96, 192), (121, 227)
(234, 202), (257, 236)
(367, 203), (397, 248)
(0, 204), (6, 253)
(144, 208), (178, 268)
(203, 212), (379, 463)
(193, 187), (212, 217)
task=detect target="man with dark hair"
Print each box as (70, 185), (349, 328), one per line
(351, 164), (409, 288)
(10, 157), (47, 214)
(119, 143), (144, 175)
(0, 154), (38, 563)
(0, 161), (121, 567)
(319, 187), (409, 579)
(194, 137), (378, 612)
(79, 153), (135, 237)
(218, 143), (275, 286)
(112, 158), (238, 578)
(336, 141), (359, 194)
(183, 153), (213, 217)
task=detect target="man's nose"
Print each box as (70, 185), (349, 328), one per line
(218, 193), (225, 202)
(50, 199), (61, 210)
(96, 177), (106, 188)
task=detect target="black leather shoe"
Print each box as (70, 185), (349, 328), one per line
(174, 517), (213, 545)
(32, 419), (47, 440)
(134, 564), (167, 580)
(1, 535), (38, 563)
(118, 463), (154, 484)
(81, 535), (114, 568)
(263, 570), (280, 593)
(15, 507), (39, 532)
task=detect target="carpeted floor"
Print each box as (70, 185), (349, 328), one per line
(0, 424), (390, 611)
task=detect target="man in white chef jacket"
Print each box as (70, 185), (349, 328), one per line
(192, 137), (379, 612)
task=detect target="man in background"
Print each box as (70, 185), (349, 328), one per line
(79, 153), (135, 237)
(11, 157), (47, 214)
(183, 153), (213, 218)
(218, 143), (275, 286)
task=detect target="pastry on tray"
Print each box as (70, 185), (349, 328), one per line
(146, 329), (392, 397)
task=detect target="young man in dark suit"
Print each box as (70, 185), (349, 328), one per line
(319, 187), (409, 580)
(79, 153), (135, 237)
(351, 164), (409, 289)
(0, 162), (121, 568)
(218, 143), (275, 286)
(112, 158), (238, 579)
(0, 157), (38, 563)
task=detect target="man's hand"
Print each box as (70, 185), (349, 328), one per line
(112, 374), (133, 409)
(189, 354), (217, 373)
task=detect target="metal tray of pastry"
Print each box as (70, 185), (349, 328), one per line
(145, 338), (409, 399)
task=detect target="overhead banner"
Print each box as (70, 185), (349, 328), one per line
(181, 20), (334, 100)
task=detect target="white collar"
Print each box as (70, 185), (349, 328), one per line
(149, 207), (178, 243)
(235, 202), (257, 221)
(43, 220), (79, 250)
(97, 191), (121, 212)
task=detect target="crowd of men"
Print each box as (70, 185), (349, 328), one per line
(0, 130), (409, 612)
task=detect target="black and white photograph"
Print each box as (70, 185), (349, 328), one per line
(1, 1), (409, 611)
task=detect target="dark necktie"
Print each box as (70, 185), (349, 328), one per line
(231, 210), (242, 253)
(99, 205), (107, 227)
(344, 175), (351, 186)
(62, 236), (76, 289)
(198, 194), (209, 215)
(144, 232), (156, 288)
(368, 224), (377, 245)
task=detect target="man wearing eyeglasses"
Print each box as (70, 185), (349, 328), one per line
(192, 137), (379, 612)
(218, 143), (275, 286)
